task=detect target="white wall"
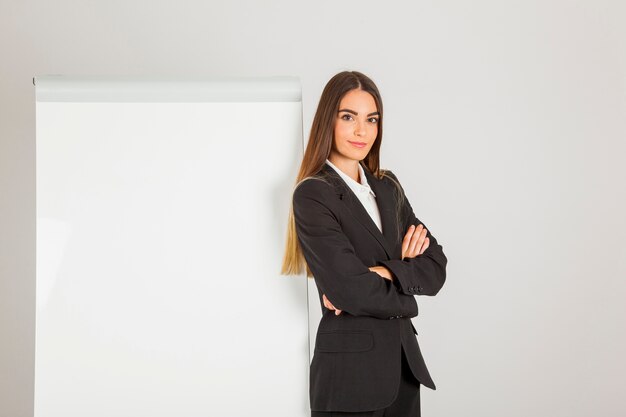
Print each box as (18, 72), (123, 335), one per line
(2, 1), (626, 416)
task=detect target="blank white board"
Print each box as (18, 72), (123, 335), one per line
(34, 76), (308, 417)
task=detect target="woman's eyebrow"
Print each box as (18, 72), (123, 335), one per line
(338, 109), (380, 117)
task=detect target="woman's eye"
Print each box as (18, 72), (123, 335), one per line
(340, 114), (378, 123)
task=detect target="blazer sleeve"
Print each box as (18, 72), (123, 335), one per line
(292, 179), (419, 320)
(376, 171), (448, 297)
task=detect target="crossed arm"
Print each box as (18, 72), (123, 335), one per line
(324, 222), (431, 315)
(292, 172), (447, 319)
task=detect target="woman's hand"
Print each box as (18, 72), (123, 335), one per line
(323, 293), (343, 315)
(368, 266), (393, 281)
(402, 224), (429, 260)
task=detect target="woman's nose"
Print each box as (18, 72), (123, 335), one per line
(354, 120), (366, 136)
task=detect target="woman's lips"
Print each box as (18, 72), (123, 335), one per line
(348, 141), (367, 148)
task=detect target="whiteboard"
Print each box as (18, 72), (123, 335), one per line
(34, 76), (308, 417)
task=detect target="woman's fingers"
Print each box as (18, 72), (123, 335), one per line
(327, 297), (342, 314)
(369, 266), (392, 281)
(403, 224), (428, 259)
(419, 237), (430, 254)
(412, 225), (428, 256)
(401, 225), (415, 260)
(322, 294), (342, 315)
(323, 294), (333, 310)
(407, 226), (421, 257)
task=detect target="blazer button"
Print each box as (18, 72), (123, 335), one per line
(417, 286), (423, 292)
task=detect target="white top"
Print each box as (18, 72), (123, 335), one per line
(325, 159), (383, 233)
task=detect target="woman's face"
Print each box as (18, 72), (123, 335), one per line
(332, 89), (379, 162)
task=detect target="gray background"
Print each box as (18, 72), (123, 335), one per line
(2, 1), (625, 416)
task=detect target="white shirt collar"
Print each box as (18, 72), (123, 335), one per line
(325, 159), (376, 197)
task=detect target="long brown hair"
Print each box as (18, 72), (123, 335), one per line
(281, 70), (396, 278)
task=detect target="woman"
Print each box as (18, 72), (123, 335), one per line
(281, 71), (447, 416)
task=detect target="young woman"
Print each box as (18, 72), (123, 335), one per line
(281, 71), (447, 417)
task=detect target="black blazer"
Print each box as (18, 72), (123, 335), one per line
(292, 162), (447, 413)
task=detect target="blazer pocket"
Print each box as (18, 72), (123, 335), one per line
(315, 330), (374, 353)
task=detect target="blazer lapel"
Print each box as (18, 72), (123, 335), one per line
(320, 163), (398, 260)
